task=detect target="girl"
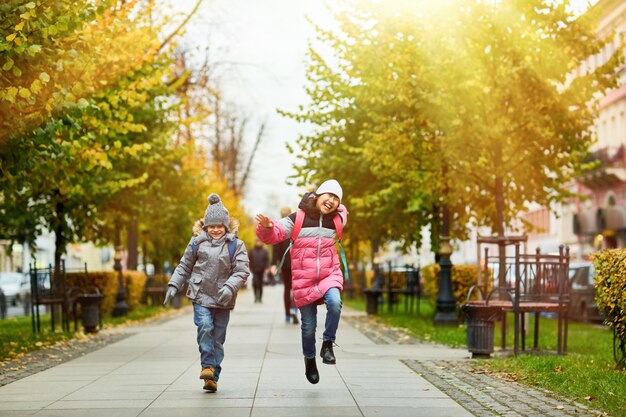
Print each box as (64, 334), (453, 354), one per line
(255, 179), (348, 384)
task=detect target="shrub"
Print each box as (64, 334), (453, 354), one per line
(591, 249), (626, 369)
(66, 270), (147, 316)
(125, 271), (147, 311)
(421, 263), (482, 305)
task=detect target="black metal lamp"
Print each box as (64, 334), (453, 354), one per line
(112, 244), (128, 317)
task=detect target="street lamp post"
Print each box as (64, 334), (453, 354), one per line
(112, 244), (128, 317)
(434, 204), (458, 325)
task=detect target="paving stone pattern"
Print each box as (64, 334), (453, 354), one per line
(0, 308), (188, 387)
(0, 299), (610, 417)
(343, 315), (607, 417)
(0, 331), (132, 387)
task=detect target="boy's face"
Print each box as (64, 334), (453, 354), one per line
(316, 193), (340, 215)
(205, 224), (226, 239)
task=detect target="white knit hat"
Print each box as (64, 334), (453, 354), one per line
(315, 179), (343, 202)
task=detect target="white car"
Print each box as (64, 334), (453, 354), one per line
(0, 272), (30, 306)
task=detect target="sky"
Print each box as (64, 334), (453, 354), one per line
(172, 0), (598, 218)
(170, 0), (338, 218)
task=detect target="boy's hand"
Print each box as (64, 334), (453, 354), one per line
(217, 286), (233, 305)
(255, 214), (273, 228)
(163, 286), (177, 305)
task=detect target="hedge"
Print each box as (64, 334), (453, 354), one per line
(66, 270), (147, 316)
(591, 249), (626, 369)
(421, 263), (484, 305)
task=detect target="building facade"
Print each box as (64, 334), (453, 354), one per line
(526, 0), (626, 261)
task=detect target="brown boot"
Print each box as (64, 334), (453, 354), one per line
(200, 367), (215, 380)
(203, 379), (217, 392)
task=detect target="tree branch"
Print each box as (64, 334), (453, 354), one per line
(157, 0), (204, 53)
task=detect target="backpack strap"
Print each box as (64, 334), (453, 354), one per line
(332, 214), (343, 241)
(227, 239), (237, 262)
(275, 210), (305, 281)
(191, 238), (237, 262)
(291, 209), (306, 242)
(332, 214), (350, 281)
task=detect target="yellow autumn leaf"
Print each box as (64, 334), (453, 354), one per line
(18, 88), (31, 98)
(6, 33), (17, 42)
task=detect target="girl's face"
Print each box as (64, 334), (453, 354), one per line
(205, 224), (226, 239)
(316, 193), (340, 215)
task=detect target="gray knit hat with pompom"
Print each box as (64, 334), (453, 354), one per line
(203, 194), (230, 231)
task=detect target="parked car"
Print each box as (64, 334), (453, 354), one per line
(0, 272), (30, 307)
(568, 263), (603, 323)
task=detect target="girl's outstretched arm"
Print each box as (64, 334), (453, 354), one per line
(255, 213), (289, 244)
(255, 214), (273, 228)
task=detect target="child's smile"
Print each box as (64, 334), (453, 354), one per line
(316, 193), (340, 214)
(206, 224), (226, 239)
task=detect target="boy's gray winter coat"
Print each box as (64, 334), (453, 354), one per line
(168, 220), (249, 309)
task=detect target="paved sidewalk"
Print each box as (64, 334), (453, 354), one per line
(0, 285), (605, 417)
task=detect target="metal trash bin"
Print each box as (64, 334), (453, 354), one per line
(363, 288), (381, 315)
(462, 304), (502, 358)
(78, 292), (103, 333)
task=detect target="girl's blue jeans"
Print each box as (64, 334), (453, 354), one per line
(299, 287), (342, 358)
(193, 303), (230, 381)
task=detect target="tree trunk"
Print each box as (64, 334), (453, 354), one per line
(371, 238), (381, 288)
(495, 173), (507, 288)
(52, 192), (66, 326)
(430, 205), (441, 259)
(126, 217), (138, 270)
(491, 138), (507, 288)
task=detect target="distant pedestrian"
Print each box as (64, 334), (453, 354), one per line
(248, 239), (269, 303)
(273, 207), (298, 324)
(255, 179), (348, 385)
(164, 194), (250, 392)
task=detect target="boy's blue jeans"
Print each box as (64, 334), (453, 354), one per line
(299, 287), (342, 358)
(193, 303), (230, 381)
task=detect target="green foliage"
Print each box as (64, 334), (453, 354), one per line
(421, 263), (482, 305)
(0, 0), (166, 145)
(287, 0), (624, 256)
(0, 0), (189, 268)
(591, 248), (626, 368)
